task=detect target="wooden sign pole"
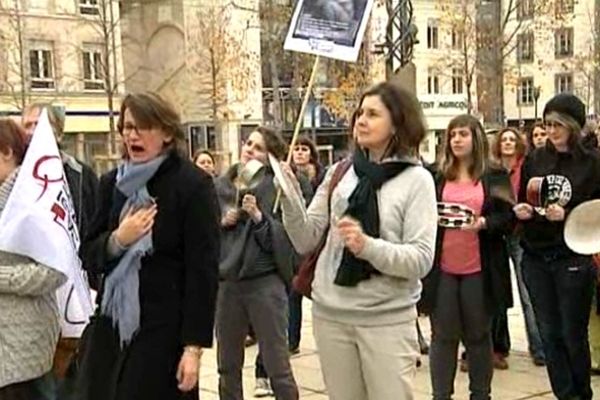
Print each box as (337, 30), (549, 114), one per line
(273, 55), (321, 213)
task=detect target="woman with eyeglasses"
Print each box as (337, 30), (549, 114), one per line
(513, 93), (600, 400)
(79, 93), (220, 400)
(420, 114), (514, 400)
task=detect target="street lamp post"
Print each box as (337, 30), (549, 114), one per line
(533, 86), (541, 121)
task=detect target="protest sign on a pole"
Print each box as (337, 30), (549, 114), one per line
(273, 0), (375, 212)
(284, 0), (375, 62)
(0, 109), (93, 337)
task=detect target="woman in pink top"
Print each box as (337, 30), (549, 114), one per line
(420, 115), (514, 400)
(491, 128), (545, 367)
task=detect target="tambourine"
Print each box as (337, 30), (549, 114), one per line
(526, 177), (550, 208)
(437, 202), (475, 228)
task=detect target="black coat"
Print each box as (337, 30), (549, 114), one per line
(63, 153), (98, 241)
(80, 151), (220, 400)
(63, 153), (100, 288)
(419, 168), (514, 315)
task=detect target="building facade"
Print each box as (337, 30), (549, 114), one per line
(120, 0), (263, 167)
(503, 0), (600, 127)
(0, 0), (125, 165)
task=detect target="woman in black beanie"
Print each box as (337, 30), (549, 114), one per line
(513, 93), (600, 400)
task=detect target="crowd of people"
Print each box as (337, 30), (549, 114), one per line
(0, 83), (599, 400)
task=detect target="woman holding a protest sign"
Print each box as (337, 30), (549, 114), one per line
(0, 119), (67, 399)
(79, 92), (220, 400)
(278, 82), (437, 400)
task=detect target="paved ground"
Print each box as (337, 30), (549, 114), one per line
(199, 279), (600, 399)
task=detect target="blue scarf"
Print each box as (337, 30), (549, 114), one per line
(101, 154), (167, 347)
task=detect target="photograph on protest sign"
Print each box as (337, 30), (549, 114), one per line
(284, 0), (375, 62)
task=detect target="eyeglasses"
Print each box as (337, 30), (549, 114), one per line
(122, 124), (158, 136)
(122, 124), (141, 136)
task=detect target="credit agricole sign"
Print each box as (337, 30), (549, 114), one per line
(419, 100), (468, 110)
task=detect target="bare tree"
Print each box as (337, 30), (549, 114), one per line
(0, 0), (36, 112)
(436, 0), (566, 123)
(70, 0), (123, 156)
(187, 1), (257, 153)
(322, 41), (374, 122)
(260, 0), (292, 129)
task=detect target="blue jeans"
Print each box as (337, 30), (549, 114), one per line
(509, 235), (544, 360)
(523, 252), (594, 400)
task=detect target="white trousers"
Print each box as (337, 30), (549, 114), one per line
(313, 315), (419, 400)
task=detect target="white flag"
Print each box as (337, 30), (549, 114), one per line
(0, 109), (93, 337)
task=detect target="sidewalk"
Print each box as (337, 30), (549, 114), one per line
(200, 289), (600, 399)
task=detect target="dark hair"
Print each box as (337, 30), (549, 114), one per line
(294, 135), (320, 165)
(440, 114), (489, 181)
(492, 127), (527, 161)
(526, 121), (545, 149)
(117, 92), (185, 156)
(193, 149), (215, 164)
(254, 126), (288, 161)
(0, 119), (27, 165)
(352, 81), (427, 158)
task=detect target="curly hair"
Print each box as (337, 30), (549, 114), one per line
(492, 127), (527, 161)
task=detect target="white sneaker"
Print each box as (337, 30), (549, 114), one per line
(254, 378), (274, 397)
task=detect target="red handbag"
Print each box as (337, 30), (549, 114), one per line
(292, 159), (352, 298)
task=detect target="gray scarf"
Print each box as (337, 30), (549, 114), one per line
(101, 154), (167, 347)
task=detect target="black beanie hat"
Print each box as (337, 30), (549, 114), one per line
(543, 93), (586, 129)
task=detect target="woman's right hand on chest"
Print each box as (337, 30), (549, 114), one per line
(114, 204), (158, 247)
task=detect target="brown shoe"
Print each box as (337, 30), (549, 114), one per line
(493, 352), (509, 370)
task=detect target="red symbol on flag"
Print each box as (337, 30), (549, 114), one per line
(51, 202), (66, 223)
(32, 155), (63, 201)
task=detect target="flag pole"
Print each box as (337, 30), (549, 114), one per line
(273, 55), (320, 213)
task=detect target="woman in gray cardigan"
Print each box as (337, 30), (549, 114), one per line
(0, 119), (66, 398)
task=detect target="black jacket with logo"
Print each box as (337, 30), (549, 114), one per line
(518, 143), (600, 256)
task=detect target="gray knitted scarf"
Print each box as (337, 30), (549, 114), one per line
(101, 154), (167, 347)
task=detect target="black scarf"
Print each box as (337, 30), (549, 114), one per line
(335, 149), (412, 287)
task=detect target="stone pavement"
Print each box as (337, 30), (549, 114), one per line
(199, 284), (600, 399)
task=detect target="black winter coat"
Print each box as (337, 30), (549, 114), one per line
(63, 153), (98, 241)
(80, 151), (220, 400)
(419, 168), (515, 315)
(62, 152), (99, 288)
